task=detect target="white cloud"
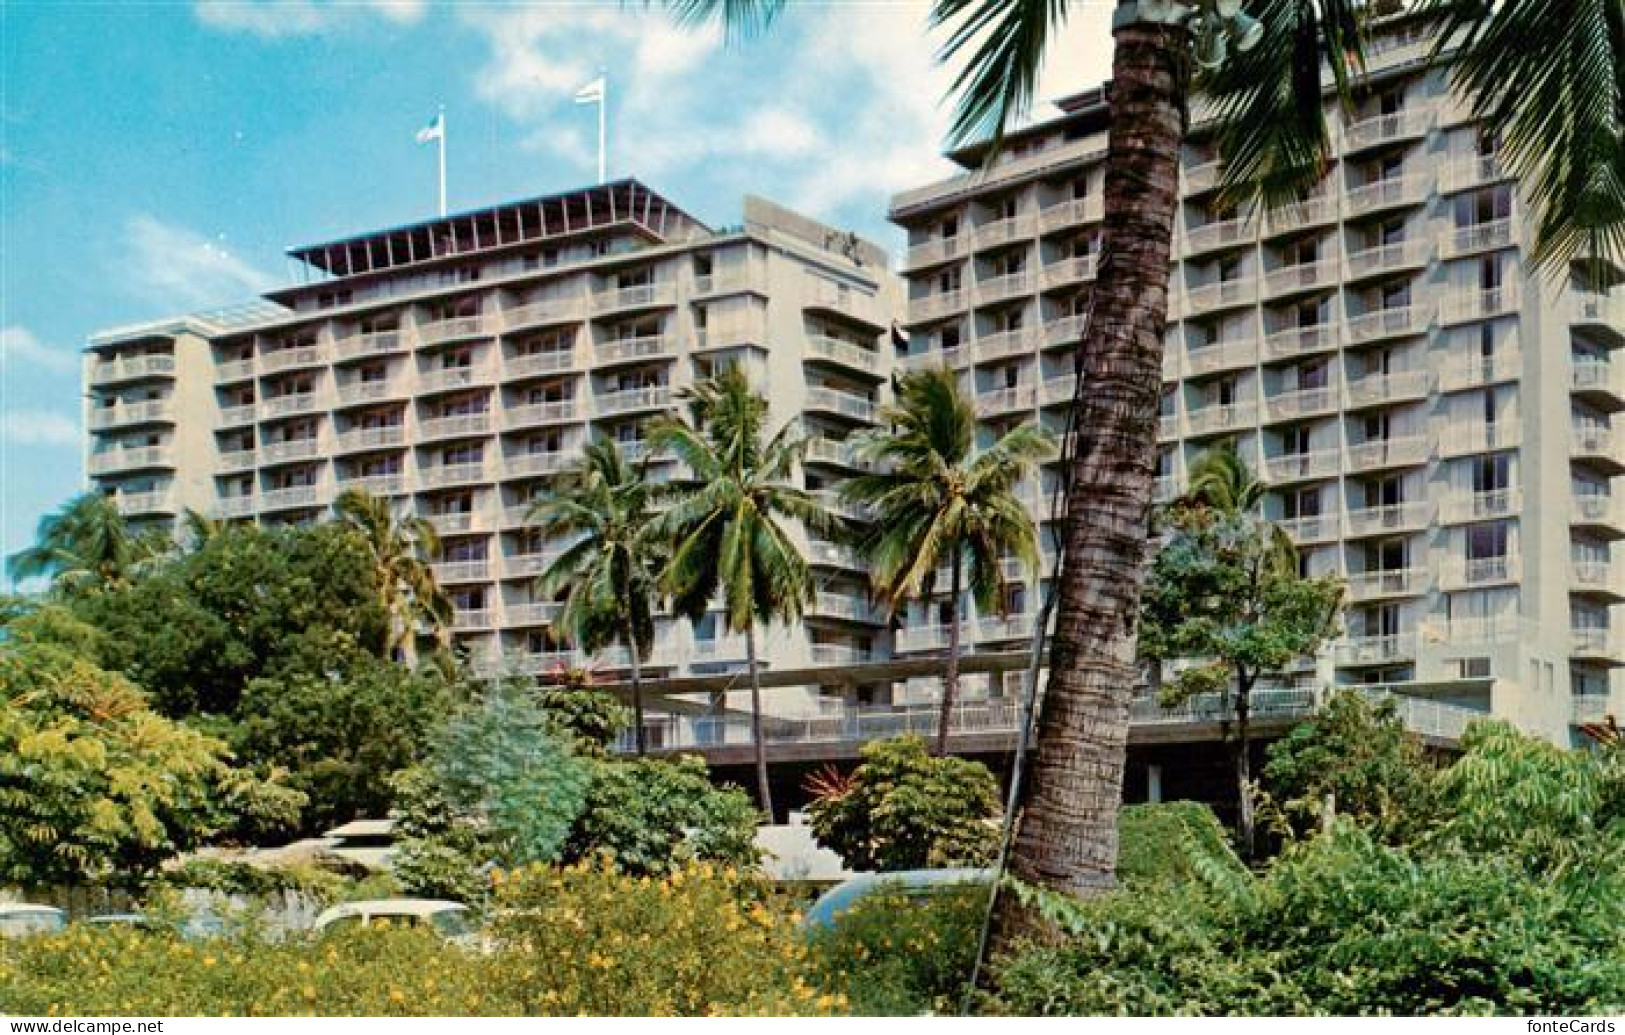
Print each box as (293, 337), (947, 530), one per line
(0, 409), (79, 447)
(120, 215), (278, 310)
(193, 0), (425, 39)
(0, 326), (77, 373)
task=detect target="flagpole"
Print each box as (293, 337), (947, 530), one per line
(597, 76), (607, 184)
(437, 106), (447, 217)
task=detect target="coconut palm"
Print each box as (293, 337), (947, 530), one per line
(180, 508), (226, 551)
(1176, 440), (1295, 572)
(842, 367), (1055, 755)
(527, 439), (665, 755)
(665, 0), (1625, 905)
(7, 491), (160, 591)
(332, 488), (452, 657)
(650, 366), (838, 817)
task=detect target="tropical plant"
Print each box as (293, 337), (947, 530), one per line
(662, 1), (1625, 921)
(1172, 440), (1293, 566)
(842, 367), (1054, 754)
(333, 488), (452, 656)
(650, 366), (837, 817)
(805, 735), (1000, 872)
(6, 491), (162, 591)
(179, 508), (226, 550)
(528, 440), (664, 754)
(564, 755), (762, 876)
(537, 662), (633, 756)
(1139, 500), (1343, 856)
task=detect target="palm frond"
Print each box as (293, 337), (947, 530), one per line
(933, 0), (1069, 152)
(659, 0), (788, 43)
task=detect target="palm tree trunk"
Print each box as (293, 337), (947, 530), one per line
(1002, 18), (1189, 929)
(745, 621), (774, 821)
(625, 615), (647, 757)
(936, 551), (963, 756)
(1234, 678), (1255, 860)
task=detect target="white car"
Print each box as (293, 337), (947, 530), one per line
(0, 903), (66, 938)
(313, 899), (474, 945)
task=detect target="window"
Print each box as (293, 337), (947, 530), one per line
(1466, 521), (1510, 560)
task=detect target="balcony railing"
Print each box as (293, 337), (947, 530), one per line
(1441, 489), (1521, 524)
(591, 282), (678, 314)
(113, 489), (174, 516)
(418, 462), (488, 488)
(1440, 286), (1521, 325)
(335, 426), (406, 452)
(597, 335), (676, 365)
(807, 335), (882, 374)
(971, 213), (1036, 250)
(1347, 435), (1432, 469)
(1262, 258), (1339, 298)
(904, 235), (967, 269)
(1265, 449), (1340, 483)
(1440, 219), (1518, 259)
(1185, 401), (1257, 436)
(451, 609), (493, 632)
(1276, 513), (1340, 544)
(336, 473), (407, 497)
(1439, 154), (1509, 193)
(261, 438), (323, 463)
(1345, 501), (1435, 536)
(1441, 555), (1522, 589)
(1336, 633), (1418, 665)
(260, 485), (322, 511)
(1345, 369), (1433, 407)
(92, 354), (175, 384)
(1439, 350), (1522, 391)
(1038, 196), (1104, 232)
(217, 448), (257, 472)
(1571, 292), (1625, 331)
(335, 380), (403, 406)
(595, 385), (672, 416)
(260, 394), (317, 419)
(1572, 358), (1624, 398)
(1184, 277), (1258, 312)
(1263, 383), (1339, 422)
(1044, 314), (1089, 348)
(1263, 324), (1338, 360)
(1572, 559), (1619, 594)
(88, 446), (171, 474)
(1342, 105), (1435, 152)
(260, 345), (326, 374)
(975, 385), (1038, 417)
(1345, 238), (1433, 279)
(1183, 217), (1254, 256)
(1041, 255), (1098, 290)
(1439, 422), (1521, 456)
(504, 298), (586, 329)
(505, 601), (561, 626)
(216, 358), (255, 382)
(505, 400), (580, 428)
(809, 592), (885, 624)
(1572, 493), (1624, 529)
(432, 559), (492, 583)
(419, 412), (493, 440)
(1572, 629), (1620, 659)
(1345, 173), (1432, 216)
(805, 437), (870, 470)
(417, 315), (494, 346)
(974, 270), (1033, 305)
(908, 290), (967, 323)
(1571, 425), (1619, 464)
(805, 386), (876, 422)
(1346, 305), (1432, 343)
(1347, 568), (1429, 600)
(420, 365), (496, 393)
(216, 496), (257, 519)
(505, 350), (578, 379)
(1185, 340), (1257, 376)
(425, 511), (484, 536)
(89, 400), (173, 429)
(507, 451), (573, 477)
(334, 329), (408, 360)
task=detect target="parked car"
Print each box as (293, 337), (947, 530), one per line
(82, 912), (162, 931)
(313, 899), (476, 947)
(802, 869), (991, 931)
(0, 903), (66, 938)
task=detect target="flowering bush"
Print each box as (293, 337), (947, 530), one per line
(804, 885), (984, 1015)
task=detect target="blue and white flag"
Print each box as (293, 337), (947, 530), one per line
(416, 113), (444, 144)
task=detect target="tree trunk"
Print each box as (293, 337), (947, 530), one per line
(999, 17), (1189, 939)
(745, 621), (774, 821)
(1234, 683), (1255, 860)
(936, 551), (964, 756)
(626, 615), (647, 757)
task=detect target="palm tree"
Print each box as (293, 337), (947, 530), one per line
(527, 439), (665, 755)
(650, 367), (838, 818)
(1175, 440), (1295, 572)
(180, 508), (226, 551)
(666, 0), (1623, 904)
(332, 488), (452, 658)
(843, 367), (1054, 755)
(7, 491), (159, 591)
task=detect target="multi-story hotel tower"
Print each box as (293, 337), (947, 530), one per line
(82, 182), (902, 688)
(887, 13), (1622, 748)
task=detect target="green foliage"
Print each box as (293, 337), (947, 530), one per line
(806, 735), (999, 871)
(564, 755), (760, 876)
(536, 681), (632, 756)
(1115, 802), (1246, 890)
(1262, 690), (1439, 844)
(805, 885), (983, 1016)
(0, 618), (303, 887)
(6, 491), (166, 592)
(155, 858), (354, 906)
(332, 488), (452, 654)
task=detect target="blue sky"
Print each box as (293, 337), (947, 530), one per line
(0, 0), (1112, 578)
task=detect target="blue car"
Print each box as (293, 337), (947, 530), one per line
(802, 869), (992, 930)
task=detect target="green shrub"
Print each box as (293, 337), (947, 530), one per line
(805, 885), (983, 1015)
(563, 755), (760, 876)
(1116, 802), (1244, 888)
(156, 859), (350, 905)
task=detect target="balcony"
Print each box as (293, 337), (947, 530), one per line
(504, 297), (586, 331)
(805, 386), (876, 422)
(1571, 629), (1623, 663)
(217, 447), (257, 472)
(1342, 105), (1435, 153)
(425, 511), (487, 536)
(807, 281), (887, 331)
(1573, 695), (1616, 723)
(451, 609), (493, 632)
(334, 329), (409, 361)
(1345, 369), (1433, 408)
(1185, 340), (1257, 377)
(506, 451), (573, 478)
(216, 496), (256, 519)
(420, 365), (496, 393)
(809, 592), (885, 625)
(971, 213), (1037, 250)
(1439, 350), (1522, 392)
(908, 289), (967, 325)
(260, 345), (326, 375)
(419, 412), (493, 441)
(1182, 217), (1254, 257)
(260, 485), (322, 511)
(504, 552), (564, 579)
(806, 335), (883, 376)
(88, 400), (173, 429)
(260, 438), (323, 464)
(1439, 423), (1520, 457)
(216, 358), (255, 383)
(1185, 401), (1257, 437)
(595, 385), (672, 416)
(87, 445), (172, 475)
(596, 335), (677, 367)
(418, 315), (496, 346)
(1336, 633), (1418, 666)
(1038, 197), (1103, 233)
(1277, 512), (1340, 545)
(505, 399), (581, 428)
(113, 489), (175, 517)
(335, 380), (404, 407)
(1440, 286), (1521, 325)
(1572, 494), (1625, 537)
(1262, 194), (1337, 236)
(505, 350), (578, 379)
(589, 282), (677, 318)
(1571, 358), (1625, 408)
(1040, 376), (1077, 407)
(1572, 559), (1623, 600)
(1263, 383), (1339, 423)
(695, 318), (769, 352)
(1439, 154), (1511, 194)
(506, 601), (561, 627)
(1572, 425), (1625, 473)
(335, 426), (406, 453)
(219, 403), (257, 427)
(1346, 305), (1433, 344)
(1262, 324), (1338, 361)
(1345, 174), (1433, 217)
(1043, 314), (1089, 349)
(1347, 568), (1429, 601)
(1262, 258), (1339, 299)
(1440, 219), (1519, 260)
(809, 644), (879, 666)
(260, 394), (318, 420)
(432, 559), (491, 584)
(1441, 489), (1521, 524)
(1184, 277), (1258, 314)
(904, 235), (967, 270)
(336, 473), (407, 497)
(975, 385), (1038, 417)
(1265, 448), (1340, 483)
(805, 437), (871, 470)
(974, 271), (1034, 306)
(92, 354), (175, 385)
(1345, 501), (1435, 537)
(1041, 255), (1097, 290)
(1345, 238), (1433, 280)
(1440, 555), (1522, 590)
(1347, 435), (1432, 469)
(1182, 160), (1223, 194)
(1571, 292), (1625, 338)
(807, 538), (864, 569)
(418, 462), (488, 489)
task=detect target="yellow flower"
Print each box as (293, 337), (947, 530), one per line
(389, 989), (405, 1004)
(202, 955), (218, 968)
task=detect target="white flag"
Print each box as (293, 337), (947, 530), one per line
(573, 76), (605, 105)
(415, 113), (443, 144)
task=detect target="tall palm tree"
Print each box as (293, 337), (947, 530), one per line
(666, 0), (1625, 904)
(650, 367), (838, 818)
(7, 491), (159, 591)
(842, 367), (1055, 755)
(332, 488), (452, 658)
(1176, 440), (1295, 572)
(527, 439), (665, 755)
